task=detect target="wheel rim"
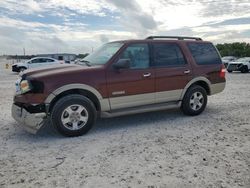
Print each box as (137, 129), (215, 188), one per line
(189, 91), (204, 111)
(61, 104), (89, 130)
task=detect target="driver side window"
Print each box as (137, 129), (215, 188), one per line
(31, 59), (41, 64)
(119, 43), (149, 69)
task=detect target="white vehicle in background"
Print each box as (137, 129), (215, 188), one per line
(227, 57), (250, 73)
(12, 57), (62, 72)
(222, 56), (237, 68)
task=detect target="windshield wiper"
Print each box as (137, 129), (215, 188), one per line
(79, 60), (91, 67)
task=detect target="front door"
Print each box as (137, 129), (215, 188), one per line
(152, 42), (192, 103)
(106, 43), (155, 110)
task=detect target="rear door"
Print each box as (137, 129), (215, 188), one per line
(44, 58), (58, 66)
(29, 58), (43, 69)
(106, 43), (155, 110)
(152, 42), (192, 103)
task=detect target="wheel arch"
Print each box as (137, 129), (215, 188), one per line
(45, 84), (110, 113)
(181, 77), (211, 99)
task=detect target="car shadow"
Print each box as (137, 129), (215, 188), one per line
(11, 106), (220, 141)
(36, 109), (183, 138)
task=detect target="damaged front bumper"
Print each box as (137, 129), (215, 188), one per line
(11, 104), (46, 134)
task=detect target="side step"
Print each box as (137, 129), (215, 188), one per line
(101, 101), (182, 118)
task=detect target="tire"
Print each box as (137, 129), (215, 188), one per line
(181, 85), (207, 116)
(19, 67), (26, 72)
(227, 70), (232, 73)
(241, 66), (249, 73)
(51, 94), (97, 137)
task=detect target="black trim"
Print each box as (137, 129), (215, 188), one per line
(14, 102), (46, 113)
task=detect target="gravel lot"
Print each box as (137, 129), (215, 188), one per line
(0, 61), (249, 188)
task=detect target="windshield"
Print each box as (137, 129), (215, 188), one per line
(82, 42), (124, 65)
(236, 57), (250, 62)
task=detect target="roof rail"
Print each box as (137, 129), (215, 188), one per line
(146, 36), (202, 41)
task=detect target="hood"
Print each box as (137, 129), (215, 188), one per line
(13, 62), (26, 67)
(229, 61), (245, 65)
(22, 64), (101, 79)
(222, 60), (230, 63)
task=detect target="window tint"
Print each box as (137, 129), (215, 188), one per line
(31, 58), (42, 63)
(188, 43), (222, 65)
(40, 58), (49, 63)
(46, 59), (54, 62)
(153, 43), (186, 67)
(119, 43), (149, 69)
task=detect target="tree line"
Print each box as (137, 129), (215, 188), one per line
(3, 43), (250, 59)
(216, 43), (250, 57)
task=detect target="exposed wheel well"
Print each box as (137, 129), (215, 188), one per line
(48, 89), (100, 113)
(18, 66), (27, 70)
(190, 81), (210, 95)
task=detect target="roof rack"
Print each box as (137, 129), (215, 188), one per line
(146, 36), (202, 41)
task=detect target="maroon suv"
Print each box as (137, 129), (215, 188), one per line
(12, 36), (226, 137)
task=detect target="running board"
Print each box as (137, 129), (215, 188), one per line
(101, 101), (181, 118)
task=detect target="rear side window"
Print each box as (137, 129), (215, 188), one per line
(188, 43), (222, 65)
(153, 43), (186, 67)
(46, 59), (55, 62)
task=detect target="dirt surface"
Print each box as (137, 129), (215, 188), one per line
(0, 61), (249, 188)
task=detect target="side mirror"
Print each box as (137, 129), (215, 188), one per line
(113, 59), (130, 70)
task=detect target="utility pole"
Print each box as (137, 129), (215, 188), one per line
(23, 47), (25, 56)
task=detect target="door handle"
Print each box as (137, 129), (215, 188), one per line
(143, 72), (151, 77)
(184, 70), (190, 74)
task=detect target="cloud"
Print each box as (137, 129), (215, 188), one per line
(199, 0), (250, 18)
(0, 0), (250, 55)
(106, 0), (158, 34)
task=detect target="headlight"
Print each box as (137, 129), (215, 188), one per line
(20, 80), (32, 94)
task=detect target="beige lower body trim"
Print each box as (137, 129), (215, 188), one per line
(156, 89), (183, 103)
(99, 98), (110, 111)
(210, 82), (226, 95)
(109, 93), (155, 110)
(108, 89), (183, 110)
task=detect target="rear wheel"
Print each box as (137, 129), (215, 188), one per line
(227, 70), (232, 73)
(51, 94), (97, 137)
(181, 85), (207, 116)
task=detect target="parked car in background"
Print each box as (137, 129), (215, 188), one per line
(12, 36), (226, 137)
(227, 57), (250, 73)
(222, 56), (237, 68)
(12, 57), (62, 72)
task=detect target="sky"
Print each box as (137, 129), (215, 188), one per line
(0, 0), (250, 55)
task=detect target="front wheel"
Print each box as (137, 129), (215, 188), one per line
(181, 85), (207, 116)
(51, 94), (97, 137)
(241, 66), (249, 73)
(19, 67), (26, 72)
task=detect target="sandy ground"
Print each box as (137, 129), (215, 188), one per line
(0, 61), (249, 188)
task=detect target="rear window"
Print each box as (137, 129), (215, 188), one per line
(188, 43), (222, 65)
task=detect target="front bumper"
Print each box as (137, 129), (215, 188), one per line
(11, 104), (46, 134)
(227, 64), (242, 72)
(12, 65), (19, 72)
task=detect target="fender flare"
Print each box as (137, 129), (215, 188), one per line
(44, 83), (110, 112)
(180, 77), (211, 99)
(45, 83), (103, 104)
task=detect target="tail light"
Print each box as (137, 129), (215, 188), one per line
(220, 64), (226, 78)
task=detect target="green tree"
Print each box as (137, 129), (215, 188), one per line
(216, 42), (250, 57)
